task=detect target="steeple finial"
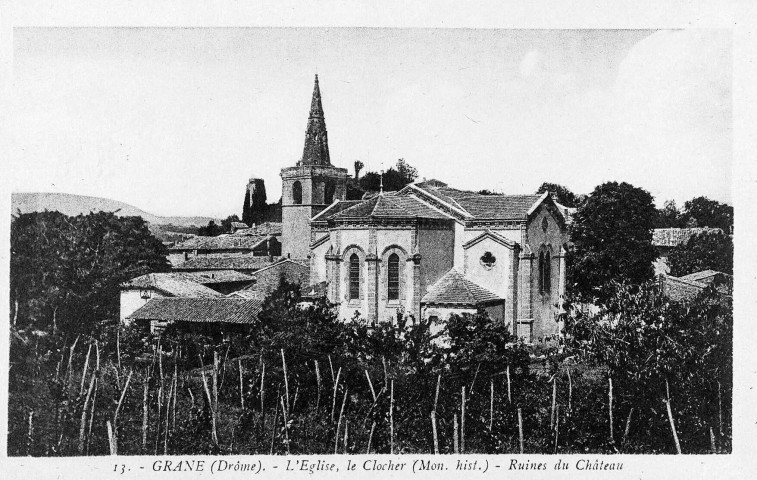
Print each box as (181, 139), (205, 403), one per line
(299, 74), (331, 165)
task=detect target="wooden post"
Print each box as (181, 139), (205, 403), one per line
(343, 419), (349, 454)
(86, 376), (98, 455)
(281, 349), (290, 413)
(390, 379), (395, 454)
(78, 373), (96, 454)
(431, 411), (439, 454)
(260, 361), (266, 412)
(107, 420), (116, 455)
(434, 374), (441, 411)
(365, 369), (377, 401)
(517, 408), (524, 454)
(238, 358), (245, 410)
(269, 389), (279, 455)
(608, 376), (614, 444)
(366, 421), (375, 454)
(665, 380), (682, 454)
(79, 341), (92, 397)
(567, 367), (572, 416)
(27, 410), (34, 456)
(335, 388), (348, 454)
(200, 365), (218, 447)
(553, 404), (560, 454)
(718, 381), (724, 436)
(453, 414), (459, 454)
(489, 379), (494, 432)
(315, 360), (322, 411)
(460, 386), (466, 453)
(280, 396), (290, 454)
(550, 376), (557, 430)
(142, 377), (149, 452)
(710, 426), (717, 454)
(622, 407), (634, 447)
(331, 367), (342, 422)
(506, 365), (512, 404)
(112, 369), (133, 456)
(116, 328), (122, 371)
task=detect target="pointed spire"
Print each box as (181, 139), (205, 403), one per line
(300, 74), (331, 166)
(309, 74), (324, 119)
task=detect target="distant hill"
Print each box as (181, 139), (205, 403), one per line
(11, 192), (217, 228)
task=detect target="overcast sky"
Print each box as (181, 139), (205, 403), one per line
(8, 28), (731, 217)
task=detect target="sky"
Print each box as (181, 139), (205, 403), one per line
(7, 28), (732, 217)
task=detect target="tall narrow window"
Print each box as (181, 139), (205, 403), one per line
(292, 181), (303, 205)
(544, 251), (551, 293)
(349, 253), (360, 300)
(538, 251), (545, 292)
(387, 253), (400, 301)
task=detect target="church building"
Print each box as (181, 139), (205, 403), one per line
(281, 75), (571, 342)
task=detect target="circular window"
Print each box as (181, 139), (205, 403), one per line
(480, 251), (496, 269)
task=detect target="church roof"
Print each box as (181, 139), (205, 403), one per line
(421, 269), (503, 306)
(328, 193), (452, 221)
(128, 298), (263, 324)
(120, 273), (224, 298)
(311, 200), (362, 222)
(408, 183), (544, 220)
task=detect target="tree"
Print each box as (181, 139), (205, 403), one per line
(10, 210), (170, 335)
(536, 182), (581, 208)
(358, 159), (419, 193)
(567, 182), (657, 304)
(242, 189), (252, 226)
(221, 214), (241, 233)
(565, 281), (732, 453)
(668, 230), (733, 276)
(354, 160), (364, 179)
(197, 220), (224, 236)
(681, 197), (733, 232)
(655, 199), (682, 228)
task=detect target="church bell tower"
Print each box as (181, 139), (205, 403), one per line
(281, 75), (348, 260)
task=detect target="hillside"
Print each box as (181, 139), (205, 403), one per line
(11, 192), (217, 227)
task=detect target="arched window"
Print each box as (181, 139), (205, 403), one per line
(349, 253), (360, 301)
(324, 181), (336, 204)
(292, 181), (302, 205)
(387, 253), (400, 301)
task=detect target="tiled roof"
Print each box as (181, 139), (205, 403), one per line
(127, 298), (263, 324)
(235, 222), (283, 236)
(231, 222), (249, 229)
(250, 258), (309, 276)
(169, 234), (270, 251)
(652, 228), (724, 247)
(173, 255), (280, 271)
(679, 270), (725, 282)
(311, 201), (362, 221)
(661, 275), (708, 302)
(227, 289), (267, 301)
(412, 184), (543, 220)
(183, 270), (255, 284)
(329, 194), (451, 221)
(121, 273), (224, 298)
(421, 269), (503, 306)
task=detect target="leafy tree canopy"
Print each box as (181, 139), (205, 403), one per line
(681, 196), (733, 232)
(536, 182), (582, 208)
(356, 158), (419, 195)
(10, 210), (169, 335)
(567, 181), (657, 304)
(668, 230), (733, 276)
